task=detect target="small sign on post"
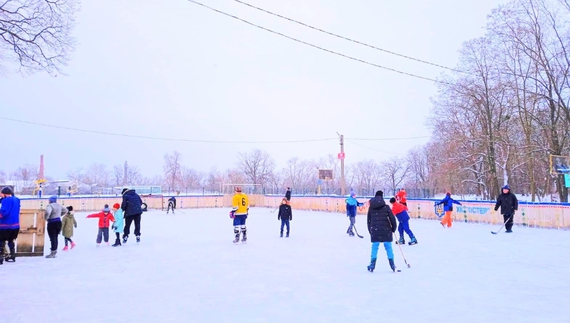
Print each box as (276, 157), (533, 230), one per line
(338, 152), (345, 160)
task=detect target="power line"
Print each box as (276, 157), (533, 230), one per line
(0, 116), (433, 143)
(0, 117), (336, 144)
(186, 0), (451, 85)
(346, 139), (402, 155)
(348, 135), (430, 141)
(231, 0), (464, 73)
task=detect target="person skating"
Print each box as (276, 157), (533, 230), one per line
(389, 197), (417, 245)
(230, 187), (249, 243)
(494, 185), (519, 233)
(435, 192), (462, 228)
(61, 206), (77, 251)
(346, 192), (363, 237)
(121, 188), (143, 244)
(0, 187), (20, 264)
(167, 197), (176, 214)
(285, 187), (291, 202)
(366, 190), (398, 273)
(44, 196), (67, 258)
(277, 198), (292, 237)
(86, 204), (116, 246)
(111, 203), (124, 246)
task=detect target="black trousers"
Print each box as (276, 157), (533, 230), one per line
(124, 214), (141, 237)
(97, 228), (110, 243)
(47, 221), (62, 251)
(503, 213), (514, 231)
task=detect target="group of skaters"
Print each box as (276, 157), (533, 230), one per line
(0, 187), (145, 262)
(1, 184), (519, 270)
(227, 185), (519, 274)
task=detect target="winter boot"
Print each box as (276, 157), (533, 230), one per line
(408, 237), (418, 245)
(71, 242), (77, 249)
(505, 229), (513, 233)
(62, 245), (69, 251)
(280, 231), (283, 238)
(367, 258), (377, 272)
(388, 259), (396, 272)
(122, 235), (128, 244)
(0, 257), (3, 265)
(136, 236), (141, 243)
(5, 255), (15, 262)
(45, 251), (57, 259)
(286, 232), (289, 238)
(397, 236), (405, 245)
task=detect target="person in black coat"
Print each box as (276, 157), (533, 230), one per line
(285, 187), (291, 201)
(121, 188), (143, 243)
(494, 185), (519, 233)
(167, 197), (176, 214)
(277, 198), (292, 237)
(366, 190), (397, 273)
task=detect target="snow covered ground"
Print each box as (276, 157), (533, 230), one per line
(3, 208), (569, 323)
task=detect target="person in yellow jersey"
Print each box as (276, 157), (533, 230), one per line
(230, 186), (249, 243)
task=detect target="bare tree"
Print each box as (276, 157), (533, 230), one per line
(237, 149), (275, 190)
(84, 163), (110, 187)
(163, 151), (182, 192)
(12, 164), (38, 188)
(0, 0), (79, 75)
(0, 169), (6, 182)
(381, 157), (410, 196)
(180, 166), (203, 193)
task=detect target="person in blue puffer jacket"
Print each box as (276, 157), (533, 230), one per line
(0, 186), (20, 264)
(346, 191), (364, 237)
(121, 188), (143, 244)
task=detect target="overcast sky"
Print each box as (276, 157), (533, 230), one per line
(1, 0), (507, 179)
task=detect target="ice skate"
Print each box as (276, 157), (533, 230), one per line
(71, 242), (77, 249)
(367, 258), (377, 272)
(136, 236), (140, 243)
(389, 259), (397, 272)
(408, 237), (418, 245)
(396, 236), (405, 245)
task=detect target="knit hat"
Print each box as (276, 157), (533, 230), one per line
(121, 188), (128, 195)
(502, 185), (510, 191)
(350, 192), (356, 197)
(1, 186), (13, 195)
(66, 206), (73, 212)
(113, 203), (120, 209)
(49, 196), (57, 203)
(375, 190), (384, 197)
(389, 197), (396, 204)
(103, 204), (110, 212)
(446, 192), (451, 196)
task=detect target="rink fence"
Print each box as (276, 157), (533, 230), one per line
(16, 194), (570, 230)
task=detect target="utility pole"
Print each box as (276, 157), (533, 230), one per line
(337, 133), (346, 196)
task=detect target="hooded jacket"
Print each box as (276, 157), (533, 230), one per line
(367, 195), (397, 243)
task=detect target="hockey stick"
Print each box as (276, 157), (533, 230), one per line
(491, 214), (513, 234)
(352, 225), (364, 239)
(393, 233), (411, 268)
(270, 207), (278, 213)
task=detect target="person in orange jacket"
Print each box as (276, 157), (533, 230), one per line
(86, 204), (116, 246)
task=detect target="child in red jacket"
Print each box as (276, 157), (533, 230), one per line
(86, 204), (116, 246)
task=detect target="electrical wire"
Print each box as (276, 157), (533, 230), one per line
(346, 139), (403, 155)
(231, 0), (464, 73)
(0, 117), (336, 144)
(347, 135), (430, 141)
(0, 116), (432, 143)
(186, 0), (451, 85)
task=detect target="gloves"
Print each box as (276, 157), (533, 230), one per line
(229, 211), (235, 219)
(112, 225), (117, 230)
